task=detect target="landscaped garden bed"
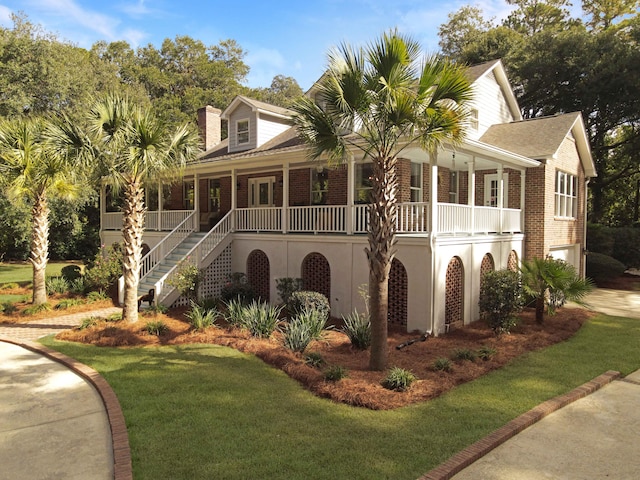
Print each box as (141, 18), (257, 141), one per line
(57, 305), (592, 410)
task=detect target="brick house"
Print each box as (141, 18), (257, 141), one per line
(101, 60), (596, 335)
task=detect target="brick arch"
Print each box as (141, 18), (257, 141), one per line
(301, 252), (331, 302)
(480, 253), (495, 284)
(388, 258), (408, 327)
(445, 256), (464, 331)
(247, 250), (270, 301)
(507, 250), (519, 272)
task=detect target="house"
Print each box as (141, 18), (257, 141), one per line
(100, 59), (596, 335)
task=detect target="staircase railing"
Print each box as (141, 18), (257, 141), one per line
(154, 210), (234, 303)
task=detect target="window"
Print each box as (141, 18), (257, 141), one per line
(470, 109), (479, 130)
(355, 163), (373, 204)
(209, 179), (221, 212)
(237, 119), (249, 145)
(183, 181), (194, 210)
(555, 171), (578, 218)
(311, 168), (328, 205)
(449, 171), (459, 203)
(410, 162), (422, 202)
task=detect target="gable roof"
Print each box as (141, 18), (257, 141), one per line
(468, 59), (522, 122)
(479, 112), (596, 176)
(221, 95), (293, 120)
(466, 59), (501, 82)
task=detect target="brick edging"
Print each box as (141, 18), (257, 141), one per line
(0, 338), (133, 480)
(418, 370), (621, 480)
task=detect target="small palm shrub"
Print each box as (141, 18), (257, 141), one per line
(304, 352), (325, 368)
(276, 277), (303, 304)
(240, 301), (282, 338)
(324, 365), (348, 382)
(381, 367), (417, 391)
(479, 269), (524, 335)
(341, 311), (371, 349)
(46, 276), (70, 295)
(79, 316), (99, 330)
(451, 348), (476, 362)
(433, 357), (452, 372)
(185, 301), (218, 331)
(144, 320), (168, 336)
(22, 303), (52, 315)
(288, 291), (330, 319)
(220, 272), (258, 303)
(55, 298), (84, 310)
(477, 345), (497, 361)
(224, 297), (246, 327)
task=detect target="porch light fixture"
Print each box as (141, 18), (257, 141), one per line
(452, 152), (456, 171)
(316, 164), (324, 173)
(237, 180), (241, 190)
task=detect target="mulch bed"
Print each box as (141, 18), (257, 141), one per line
(57, 306), (594, 410)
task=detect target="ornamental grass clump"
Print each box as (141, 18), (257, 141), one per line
(324, 365), (348, 382)
(185, 301), (218, 331)
(46, 276), (70, 295)
(282, 317), (314, 353)
(341, 311), (371, 349)
(224, 297), (246, 327)
(240, 301), (282, 338)
(381, 367), (417, 392)
(144, 320), (168, 336)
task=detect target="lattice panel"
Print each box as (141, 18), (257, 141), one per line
(507, 250), (518, 272)
(388, 258), (408, 326)
(301, 253), (331, 302)
(247, 250), (270, 301)
(480, 253), (495, 284)
(445, 257), (464, 328)
(171, 245), (232, 307)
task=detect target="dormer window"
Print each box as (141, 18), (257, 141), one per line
(237, 119), (249, 145)
(470, 109), (479, 130)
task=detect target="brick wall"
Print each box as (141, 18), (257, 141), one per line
(328, 165), (347, 205)
(397, 158), (411, 203)
(289, 168), (310, 206)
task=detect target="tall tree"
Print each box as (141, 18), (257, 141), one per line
(51, 95), (200, 322)
(291, 32), (472, 370)
(438, 6), (493, 58)
(0, 116), (79, 304)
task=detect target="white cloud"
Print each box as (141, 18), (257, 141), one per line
(122, 27), (147, 47)
(119, 0), (151, 17)
(0, 5), (13, 25)
(28, 0), (121, 39)
(246, 46), (286, 69)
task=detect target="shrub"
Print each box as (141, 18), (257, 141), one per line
(220, 272), (258, 303)
(185, 301), (218, 331)
(141, 304), (168, 317)
(68, 277), (86, 295)
(276, 277), (303, 304)
(223, 297), (246, 327)
(288, 291), (330, 320)
(1, 282), (19, 290)
(282, 318), (315, 353)
(479, 269), (524, 335)
(451, 348), (476, 362)
(168, 259), (204, 302)
(586, 223), (614, 256)
(1, 301), (17, 314)
(55, 298), (84, 310)
(61, 265), (82, 282)
(341, 311), (371, 349)
(46, 276), (70, 295)
(586, 252), (626, 282)
(611, 227), (640, 268)
(198, 297), (220, 311)
(144, 320), (168, 336)
(381, 367), (417, 392)
(78, 316), (99, 330)
(324, 365), (348, 382)
(84, 243), (123, 292)
(86, 290), (109, 303)
(304, 352), (325, 368)
(22, 303), (52, 315)
(433, 357), (452, 372)
(477, 345), (497, 361)
(240, 301), (283, 338)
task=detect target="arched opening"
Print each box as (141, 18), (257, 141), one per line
(507, 250), (519, 272)
(388, 258), (408, 327)
(445, 256), (464, 332)
(301, 252), (331, 302)
(247, 250), (270, 301)
(480, 253), (495, 285)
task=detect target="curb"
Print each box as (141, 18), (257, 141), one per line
(0, 337), (133, 480)
(418, 370), (621, 480)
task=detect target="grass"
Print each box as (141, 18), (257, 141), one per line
(0, 261), (80, 285)
(41, 313), (640, 480)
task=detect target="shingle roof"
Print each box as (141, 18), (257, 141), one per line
(235, 95), (293, 117)
(466, 60), (501, 82)
(479, 112), (582, 159)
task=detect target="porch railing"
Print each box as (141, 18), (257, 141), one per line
(236, 207), (282, 232)
(288, 205), (347, 233)
(102, 210), (193, 231)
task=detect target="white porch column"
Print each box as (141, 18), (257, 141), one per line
(231, 169), (237, 231)
(157, 181), (163, 231)
(520, 169), (526, 233)
(99, 182), (105, 233)
(497, 164), (504, 234)
(429, 149), (439, 234)
(347, 155), (355, 235)
(468, 158), (475, 235)
(194, 173), (200, 231)
(282, 163), (289, 233)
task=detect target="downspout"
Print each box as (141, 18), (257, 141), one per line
(428, 149), (438, 335)
(582, 177), (590, 279)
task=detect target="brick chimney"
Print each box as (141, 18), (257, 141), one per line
(197, 105), (222, 150)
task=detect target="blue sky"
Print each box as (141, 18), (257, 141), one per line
(0, 0), (522, 90)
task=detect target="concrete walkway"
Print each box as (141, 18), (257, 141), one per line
(584, 287), (640, 319)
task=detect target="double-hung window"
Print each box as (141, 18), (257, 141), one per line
(236, 119), (249, 145)
(555, 171), (577, 218)
(410, 162), (422, 202)
(355, 163), (373, 204)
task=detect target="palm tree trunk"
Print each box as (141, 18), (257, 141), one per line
(122, 179), (145, 323)
(535, 296), (545, 324)
(30, 192), (49, 305)
(366, 156), (398, 371)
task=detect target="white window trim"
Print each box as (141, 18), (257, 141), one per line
(470, 108), (479, 130)
(236, 118), (249, 145)
(555, 170), (578, 219)
(410, 162), (423, 203)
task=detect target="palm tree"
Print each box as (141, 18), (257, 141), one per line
(51, 94), (200, 323)
(520, 257), (593, 323)
(291, 31), (473, 370)
(0, 116), (79, 305)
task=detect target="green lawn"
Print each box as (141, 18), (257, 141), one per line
(42, 313), (640, 480)
(0, 262), (79, 285)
